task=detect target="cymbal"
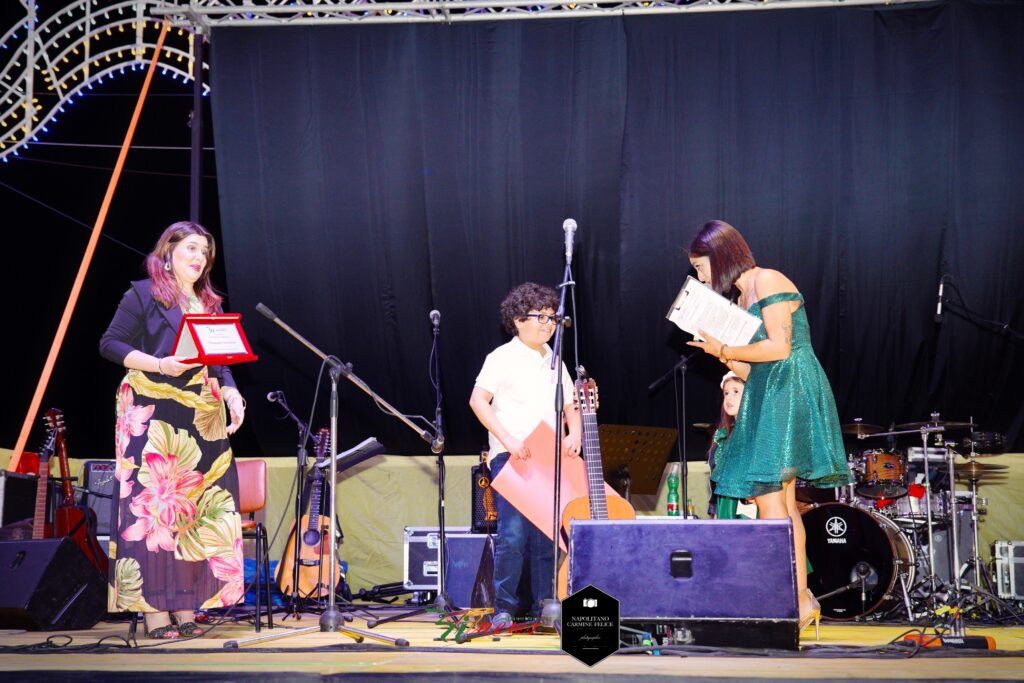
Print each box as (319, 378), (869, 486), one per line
(896, 419), (977, 431)
(841, 422), (883, 436)
(953, 461), (1008, 479)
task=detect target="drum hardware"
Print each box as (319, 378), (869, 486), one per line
(895, 419), (977, 432)
(861, 415), (946, 598)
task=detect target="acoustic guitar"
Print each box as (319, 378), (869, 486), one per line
(42, 408), (109, 576)
(275, 428), (340, 598)
(556, 371), (635, 600)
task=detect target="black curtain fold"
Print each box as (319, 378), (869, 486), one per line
(211, 0), (1023, 458)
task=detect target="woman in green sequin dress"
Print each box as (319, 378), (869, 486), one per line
(685, 220), (852, 633)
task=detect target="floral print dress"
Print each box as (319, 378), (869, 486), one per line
(108, 364), (244, 614)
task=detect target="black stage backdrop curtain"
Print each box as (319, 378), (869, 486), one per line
(210, 0), (1023, 460)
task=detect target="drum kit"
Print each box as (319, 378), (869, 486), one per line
(801, 414), (1008, 625)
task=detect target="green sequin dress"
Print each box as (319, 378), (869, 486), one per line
(710, 292), (853, 499)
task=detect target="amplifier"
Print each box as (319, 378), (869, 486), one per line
(471, 458), (498, 535)
(993, 541), (1024, 600)
(0, 470), (37, 528)
(81, 460), (116, 537)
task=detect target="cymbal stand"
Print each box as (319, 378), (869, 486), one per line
(944, 441), (963, 599)
(917, 421), (941, 597)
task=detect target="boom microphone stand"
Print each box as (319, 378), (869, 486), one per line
(231, 303), (410, 649)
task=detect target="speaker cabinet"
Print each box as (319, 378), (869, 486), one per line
(568, 518), (799, 649)
(0, 537), (106, 631)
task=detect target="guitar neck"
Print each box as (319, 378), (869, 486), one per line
(32, 461), (49, 540)
(581, 412), (608, 519)
(307, 479), (323, 530)
(55, 431), (75, 507)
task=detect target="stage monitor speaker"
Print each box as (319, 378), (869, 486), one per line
(0, 537), (107, 631)
(444, 533), (494, 609)
(569, 518), (798, 650)
(81, 460), (116, 537)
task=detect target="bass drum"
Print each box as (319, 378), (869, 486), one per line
(803, 503), (915, 620)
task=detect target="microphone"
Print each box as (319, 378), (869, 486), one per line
(256, 302), (278, 322)
(266, 390), (285, 404)
(431, 434), (445, 454)
(934, 275), (945, 323)
(563, 218), (577, 265)
(429, 309), (440, 328)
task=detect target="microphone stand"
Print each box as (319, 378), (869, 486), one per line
(540, 260), (575, 634)
(368, 318), (451, 628)
(648, 351), (697, 515)
(270, 394), (315, 622)
(234, 304), (409, 649)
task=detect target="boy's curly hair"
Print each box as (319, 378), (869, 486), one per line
(500, 282), (559, 335)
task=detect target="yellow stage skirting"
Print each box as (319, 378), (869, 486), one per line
(3, 448), (1022, 593)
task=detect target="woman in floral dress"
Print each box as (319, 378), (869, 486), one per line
(100, 221), (247, 639)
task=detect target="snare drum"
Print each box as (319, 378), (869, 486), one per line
(803, 503), (915, 620)
(856, 449), (908, 499)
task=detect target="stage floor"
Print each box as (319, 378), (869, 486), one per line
(1, 607), (1023, 682)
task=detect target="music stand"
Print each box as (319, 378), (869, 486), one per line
(596, 425), (678, 500)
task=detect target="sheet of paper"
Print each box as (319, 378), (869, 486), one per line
(192, 323), (248, 354)
(666, 275), (762, 346)
(490, 421), (618, 551)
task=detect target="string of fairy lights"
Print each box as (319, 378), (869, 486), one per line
(0, 1), (207, 163)
(1, 0), (932, 163)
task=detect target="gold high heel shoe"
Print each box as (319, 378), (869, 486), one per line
(798, 589), (821, 641)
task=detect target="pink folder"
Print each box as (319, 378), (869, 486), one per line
(490, 420), (618, 551)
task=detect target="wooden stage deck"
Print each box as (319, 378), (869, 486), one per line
(1, 607), (1023, 681)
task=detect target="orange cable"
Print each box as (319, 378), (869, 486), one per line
(7, 23), (172, 472)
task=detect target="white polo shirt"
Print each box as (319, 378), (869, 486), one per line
(474, 336), (576, 462)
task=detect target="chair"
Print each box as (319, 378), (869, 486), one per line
(237, 458), (274, 632)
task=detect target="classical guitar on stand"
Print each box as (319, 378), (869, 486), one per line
(556, 371), (636, 600)
(41, 408), (109, 576)
(276, 428), (341, 598)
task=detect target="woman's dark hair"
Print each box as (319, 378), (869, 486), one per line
(500, 282), (559, 335)
(689, 220), (757, 297)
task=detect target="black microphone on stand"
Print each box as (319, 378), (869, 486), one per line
(935, 274), (946, 323)
(266, 390), (286, 404)
(563, 218), (577, 266)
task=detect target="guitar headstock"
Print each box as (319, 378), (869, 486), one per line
(38, 408), (65, 460)
(574, 377), (599, 415)
(42, 408), (65, 435)
(312, 427), (331, 463)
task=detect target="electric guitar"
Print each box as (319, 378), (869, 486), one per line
(30, 417), (59, 540)
(556, 371), (636, 599)
(43, 409), (109, 576)
(276, 428), (340, 598)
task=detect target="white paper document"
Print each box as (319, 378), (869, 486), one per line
(666, 276), (763, 346)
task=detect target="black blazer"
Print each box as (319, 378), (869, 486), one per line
(99, 279), (236, 388)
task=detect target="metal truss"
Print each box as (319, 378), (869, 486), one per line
(1, 1), (207, 162)
(154, 0), (931, 28)
(1, 0), (933, 161)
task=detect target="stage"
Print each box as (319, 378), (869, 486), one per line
(1, 608), (1023, 682)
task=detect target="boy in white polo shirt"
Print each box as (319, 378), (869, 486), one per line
(469, 282), (582, 629)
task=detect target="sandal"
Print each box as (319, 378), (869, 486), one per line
(175, 621), (205, 636)
(144, 623), (180, 640)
